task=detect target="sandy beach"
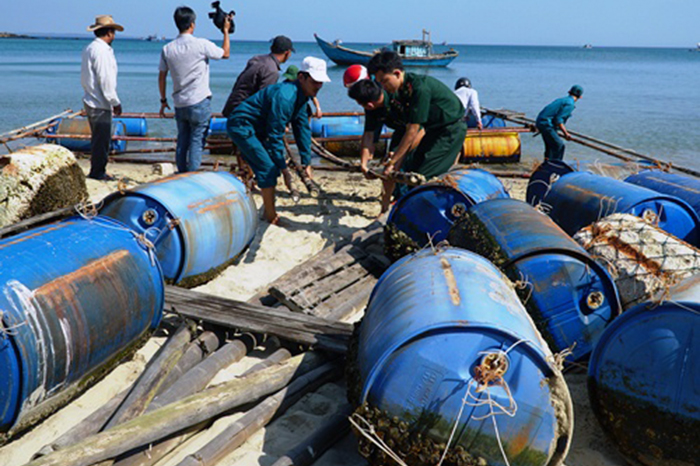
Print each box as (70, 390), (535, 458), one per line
(0, 158), (629, 466)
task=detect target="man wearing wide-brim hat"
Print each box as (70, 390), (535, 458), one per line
(81, 15), (124, 181)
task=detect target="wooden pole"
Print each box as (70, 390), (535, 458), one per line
(0, 206), (75, 239)
(0, 110), (74, 140)
(284, 139), (321, 197)
(25, 352), (327, 466)
(174, 362), (341, 466)
(111, 335), (262, 466)
(102, 322), (195, 430)
(156, 331), (220, 396)
(269, 404), (352, 466)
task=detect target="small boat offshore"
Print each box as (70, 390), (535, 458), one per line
(315, 30), (459, 67)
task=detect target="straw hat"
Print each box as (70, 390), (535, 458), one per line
(87, 15), (124, 32)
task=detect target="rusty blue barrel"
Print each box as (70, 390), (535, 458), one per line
(588, 274), (700, 466)
(526, 159), (654, 206)
(353, 247), (573, 466)
(0, 216), (164, 433)
(100, 171), (258, 286)
(208, 117), (227, 136)
(448, 198), (621, 361)
(543, 171), (700, 245)
(386, 169), (509, 260)
(626, 170), (700, 219)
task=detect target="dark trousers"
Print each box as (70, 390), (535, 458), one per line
(538, 125), (565, 161)
(85, 105), (112, 179)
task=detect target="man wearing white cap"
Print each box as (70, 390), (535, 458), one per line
(81, 15), (124, 181)
(227, 57), (330, 225)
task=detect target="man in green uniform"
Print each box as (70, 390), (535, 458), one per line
(227, 57), (330, 225)
(367, 51), (466, 197)
(347, 78), (424, 213)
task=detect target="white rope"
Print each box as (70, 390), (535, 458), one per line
(349, 413), (409, 466)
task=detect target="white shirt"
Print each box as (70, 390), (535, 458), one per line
(159, 34), (224, 108)
(454, 87), (482, 124)
(81, 38), (120, 110)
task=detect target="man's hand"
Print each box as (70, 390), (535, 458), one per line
(113, 104), (122, 116)
(223, 15), (232, 33)
(383, 160), (396, 177)
(477, 121), (483, 130)
(313, 107), (323, 119)
(159, 101), (171, 118)
(360, 163), (376, 180)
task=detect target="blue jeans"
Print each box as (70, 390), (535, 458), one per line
(175, 97), (211, 172)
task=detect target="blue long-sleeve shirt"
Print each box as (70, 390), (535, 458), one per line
(228, 81), (312, 168)
(536, 95), (576, 128)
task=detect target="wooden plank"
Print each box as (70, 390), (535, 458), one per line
(313, 274), (377, 321)
(291, 260), (376, 312)
(0, 206), (75, 239)
(164, 286), (352, 353)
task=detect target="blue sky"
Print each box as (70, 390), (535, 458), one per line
(1, 0), (697, 47)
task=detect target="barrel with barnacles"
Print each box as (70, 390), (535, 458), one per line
(448, 198), (621, 361)
(541, 171), (700, 246)
(625, 170), (700, 220)
(0, 216), (164, 435)
(385, 169), (509, 262)
(351, 247), (573, 466)
(526, 159), (654, 207)
(100, 171), (258, 287)
(588, 274), (700, 466)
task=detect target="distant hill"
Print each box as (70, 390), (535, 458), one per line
(0, 32), (32, 39)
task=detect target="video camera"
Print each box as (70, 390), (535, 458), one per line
(209, 1), (235, 34)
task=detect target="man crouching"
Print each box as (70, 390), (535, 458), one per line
(227, 57), (330, 225)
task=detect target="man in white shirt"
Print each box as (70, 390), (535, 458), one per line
(454, 77), (483, 130)
(158, 6), (231, 173)
(81, 15), (123, 181)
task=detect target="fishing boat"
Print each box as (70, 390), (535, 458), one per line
(314, 29), (458, 67)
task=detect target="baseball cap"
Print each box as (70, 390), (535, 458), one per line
(271, 35), (295, 54)
(300, 56), (331, 83)
(343, 64), (368, 88)
(569, 85), (584, 98)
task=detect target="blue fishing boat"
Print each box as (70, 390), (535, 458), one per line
(314, 30), (458, 67)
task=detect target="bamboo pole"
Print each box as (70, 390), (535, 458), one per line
(0, 206), (75, 239)
(111, 335), (262, 466)
(25, 352), (326, 466)
(483, 107), (700, 178)
(174, 362), (341, 466)
(269, 404), (352, 466)
(156, 331), (220, 396)
(0, 109), (74, 140)
(310, 139), (425, 186)
(102, 322), (195, 430)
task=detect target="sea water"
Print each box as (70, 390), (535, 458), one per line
(1, 38), (698, 166)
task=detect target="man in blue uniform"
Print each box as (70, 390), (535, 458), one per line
(536, 85), (583, 161)
(227, 57), (330, 225)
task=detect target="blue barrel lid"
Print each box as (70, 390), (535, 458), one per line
(388, 169), (509, 246)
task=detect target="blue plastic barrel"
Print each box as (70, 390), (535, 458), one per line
(355, 248), (572, 466)
(448, 198), (621, 361)
(543, 171), (700, 245)
(626, 170), (700, 220)
(113, 117), (148, 137)
(0, 216), (164, 433)
(526, 159), (654, 206)
(208, 117), (228, 137)
(100, 171), (258, 286)
(309, 116), (361, 137)
(481, 115), (506, 128)
(588, 274), (700, 466)
(387, 169), (509, 252)
(46, 118), (127, 153)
